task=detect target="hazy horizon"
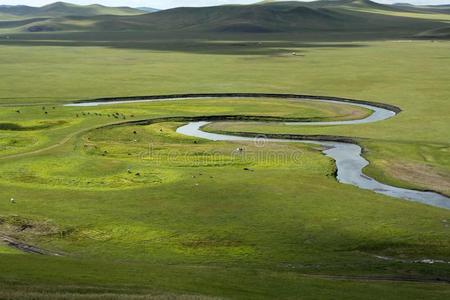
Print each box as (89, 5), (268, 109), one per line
(0, 0), (449, 10)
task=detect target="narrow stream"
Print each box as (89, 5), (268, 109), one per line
(177, 122), (449, 209)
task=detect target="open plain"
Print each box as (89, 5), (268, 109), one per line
(0, 1), (449, 299)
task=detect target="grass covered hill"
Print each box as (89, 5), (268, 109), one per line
(0, 1), (144, 20)
(0, 0), (449, 39)
(128, 0), (450, 34)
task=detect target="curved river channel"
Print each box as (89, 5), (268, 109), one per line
(67, 94), (450, 209)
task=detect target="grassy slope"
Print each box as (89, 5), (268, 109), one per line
(0, 6), (449, 298)
(0, 2), (143, 19)
(1, 117), (450, 298)
(1, 0), (448, 37)
(1, 256), (449, 299)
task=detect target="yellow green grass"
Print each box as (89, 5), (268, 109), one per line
(0, 39), (449, 298)
(0, 98), (369, 157)
(347, 7), (450, 22)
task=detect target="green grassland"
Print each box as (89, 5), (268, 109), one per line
(1, 113), (450, 298)
(0, 38), (449, 298)
(0, 2), (144, 20)
(0, 2), (449, 297)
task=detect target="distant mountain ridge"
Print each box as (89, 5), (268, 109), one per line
(0, 1), (144, 19)
(0, 0), (449, 39)
(136, 7), (160, 13)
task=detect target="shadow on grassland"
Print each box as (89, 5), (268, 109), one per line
(0, 31), (369, 55)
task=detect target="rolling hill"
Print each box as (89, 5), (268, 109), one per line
(393, 3), (450, 13)
(0, 0), (448, 39)
(0, 1), (144, 19)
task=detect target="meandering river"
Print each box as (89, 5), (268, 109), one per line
(67, 94), (449, 209)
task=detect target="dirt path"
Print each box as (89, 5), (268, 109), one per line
(0, 121), (120, 161)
